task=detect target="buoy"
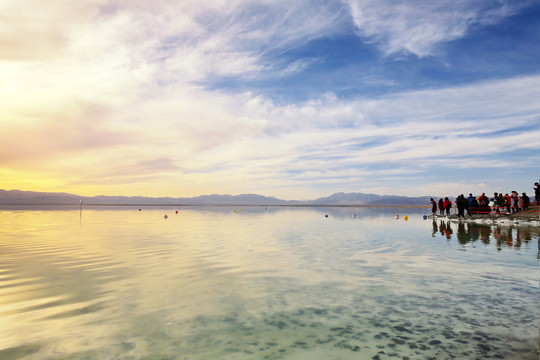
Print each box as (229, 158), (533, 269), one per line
(175, 210), (178, 214)
(139, 208), (141, 211)
(423, 215), (427, 220)
(325, 214), (328, 218)
(404, 215), (408, 221)
(395, 215), (399, 219)
(233, 210), (236, 213)
(164, 215), (168, 219)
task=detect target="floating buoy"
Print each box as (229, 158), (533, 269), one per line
(175, 210), (178, 214)
(164, 215), (168, 219)
(139, 208), (141, 211)
(325, 214), (328, 218)
(423, 215), (427, 220)
(404, 215), (408, 221)
(395, 215), (399, 219)
(233, 210), (236, 213)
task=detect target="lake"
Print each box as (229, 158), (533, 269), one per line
(0, 206), (538, 359)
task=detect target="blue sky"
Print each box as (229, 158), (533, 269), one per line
(0, 0), (539, 199)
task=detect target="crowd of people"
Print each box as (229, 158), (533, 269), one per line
(429, 181), (540, 218)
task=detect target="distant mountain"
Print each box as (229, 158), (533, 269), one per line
(0, 189), (434, 206)
(309, 192), (432, 206)
(0, 190), (292, 206)
(0, 189), (83, 205)
(184, 194), (288, 205)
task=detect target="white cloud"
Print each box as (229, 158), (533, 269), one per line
(6, 70), (538, 197)
(0, 0), (106, 60)
(345, 0), (526, 57)
(1, 0), (538, 198)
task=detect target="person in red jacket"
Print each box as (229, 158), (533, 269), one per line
(478, 193), (489, 214)
(443, 197), (452, 216)
(504, 193), (511, 213)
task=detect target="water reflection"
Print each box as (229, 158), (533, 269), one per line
(432, 219), (540, 252)
(0, 208), (538, 359)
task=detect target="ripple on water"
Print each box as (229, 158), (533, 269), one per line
(0, 208), (537, 359)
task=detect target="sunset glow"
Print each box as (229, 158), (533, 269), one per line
(2, 0), (539, 199)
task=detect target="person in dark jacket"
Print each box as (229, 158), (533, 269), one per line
(522, 193), (530, 209)
(469, 195), (479, 214)
(534, 182), (540, 205)
(430, 198), (437, 216)
(497, 193), (505, 212)
(456, 195), (466, 218)
(463, 194), (471, 216)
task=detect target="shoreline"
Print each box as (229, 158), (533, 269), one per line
(429, 205), (540, 226)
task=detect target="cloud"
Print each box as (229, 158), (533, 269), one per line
(181, 74), (540, 196)
(0, 0), (105, 60)
(4, 69), (538, 197)
(0, 99), (128, 167)
(0, 1), (538, 198)
(345, 0), (527, 57)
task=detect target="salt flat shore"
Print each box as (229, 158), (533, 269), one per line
(430, 205), (540, 226)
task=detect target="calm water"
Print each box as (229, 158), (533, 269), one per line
(0, 207), (538, 360)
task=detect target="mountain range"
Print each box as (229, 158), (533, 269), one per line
(0, 189), (433, 206)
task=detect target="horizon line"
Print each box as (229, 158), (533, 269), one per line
(0, 203), (430, 208)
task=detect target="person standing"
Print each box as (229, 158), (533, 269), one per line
(456, 195), (466, 218)
(522, 193), (530, 209)
(504, 193), (511, 213)
(430, 198), (437, 216)
(438, 198), (444, 215)
(492, 193), (500, 213)
(444, 197), (452, 216)
(534, 182), (540, 205)
(497, 193), (505, 213)
(511, 191), (519, 213)
(478, 193), (489, 215)
(469, 195), (479, 215)
(463, 194), (471, 216)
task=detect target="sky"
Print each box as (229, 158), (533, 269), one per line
(1, 0), (539, 200)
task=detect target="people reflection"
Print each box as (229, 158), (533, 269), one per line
(439, 220), (453, 239)
(456, 222), (468, 245)
(432, 219), (539, 251)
